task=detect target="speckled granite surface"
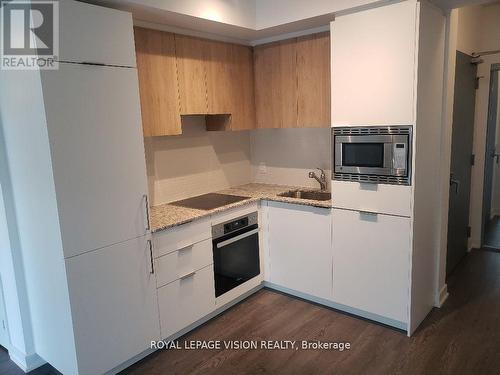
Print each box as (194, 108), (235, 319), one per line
(150, 183), (332, 233)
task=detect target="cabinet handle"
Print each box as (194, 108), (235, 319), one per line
(179, 271), (196, 280)
(147, 240), (154, 274)
(144, 194), (151, 232)
(359, 210), (378, 216)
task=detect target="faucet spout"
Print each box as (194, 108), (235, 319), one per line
(308, 168), (327, 191)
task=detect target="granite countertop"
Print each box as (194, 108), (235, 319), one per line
(150, 183), (332, 233)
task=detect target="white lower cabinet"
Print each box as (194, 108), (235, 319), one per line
(267, 202), (332, 300)
(332, 208), (411, 324)
(158, 265), (215, 339)
(65, 235), (160, 375)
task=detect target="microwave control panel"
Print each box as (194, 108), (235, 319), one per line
(393, 143), (407, 169)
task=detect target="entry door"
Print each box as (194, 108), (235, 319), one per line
(447, 51), (477, 276)
(482, 68), (499, 243)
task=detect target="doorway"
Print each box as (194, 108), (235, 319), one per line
(446, 51), (477, 276)
(482, 65), (500, 250)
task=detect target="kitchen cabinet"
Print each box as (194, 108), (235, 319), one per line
(158, 265), (215, 339)
(40, 62), (149, 259)
(331, 1), (418, 126)
(254, 39), (297, 129)
(296, 32), (331, 127)
(135, 31), (256, 132)
(331, 208), (410, 324)
(134, 27), (182, 136)
(59, 0), (136, 67)
(65, 236), (159, 375)
(230, 44), (256, 130)
(267, 202), (332, 300)
(175, 34), (210, 115)
(206, 40), (234, 115)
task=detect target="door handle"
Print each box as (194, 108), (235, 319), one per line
(143, 194), (151, 232)
(494, 153), (499, 164)
(450, 174), (460, 194)
(147, 240), (154, 274)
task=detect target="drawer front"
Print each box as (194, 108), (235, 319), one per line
(153, 217), (211, 258)
(332, 208), (411, 323)
(332, 180), (412, 217)
(158, 265), (215, 339)
(155, 239), (213, 288)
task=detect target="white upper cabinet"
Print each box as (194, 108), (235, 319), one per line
(59, 0), (136, 67)
(41, 63), (148, 258)
(267, 202), (332, 300)
(331, 0), (418, 126)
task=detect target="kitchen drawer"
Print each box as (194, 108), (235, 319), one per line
(153, 217), (211, 258)
(332, 180), (412, 217)
(155, 239), (213, 288)
(158, 265), (215, 339)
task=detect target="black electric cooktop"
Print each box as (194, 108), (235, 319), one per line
(170, 193), (250, 211)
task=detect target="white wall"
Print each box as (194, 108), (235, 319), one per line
(0, 69), (78, 374)
(250, 128), (331, 188)
(145, 117), (252, 205)
(439, 3), (500, 256)
(0, 118), (40, 370)
(254, 0), (380, 29)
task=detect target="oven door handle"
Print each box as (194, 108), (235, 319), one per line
(216, 228), (259, 249)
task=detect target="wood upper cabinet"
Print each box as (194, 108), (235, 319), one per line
(254, 32), (330, 128)
(206, 40), (234, 114)
(230, 44), (256, 130)
(175, 34), (209, 115)
(135, 30), (256, 134)
(254, 39), (297, 128)
(296, 32), (331, 127)
(134, 27), (181, 136)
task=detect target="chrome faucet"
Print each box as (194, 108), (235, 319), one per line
(308, 168), (327, 191)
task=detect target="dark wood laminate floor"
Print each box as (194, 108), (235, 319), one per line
(122, 250), (500, 375)
(1, 250), (499, 375)
(485, 216), (500, 249)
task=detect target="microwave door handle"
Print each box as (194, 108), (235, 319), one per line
(216, 228), (259, 249)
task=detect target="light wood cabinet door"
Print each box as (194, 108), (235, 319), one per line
(206, 40), (234, 115)
(134, 27), (181, 136)
(175, 34), (209, 114)
(231, 44), (256, 130)
(296, 32), (331, 127)
(254, 39), (298, 128)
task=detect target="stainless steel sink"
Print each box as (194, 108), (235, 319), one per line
(278, 190), (331, 201)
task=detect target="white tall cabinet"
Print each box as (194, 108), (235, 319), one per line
(0, 1), (158, 374)
(330, 0), (446, 335)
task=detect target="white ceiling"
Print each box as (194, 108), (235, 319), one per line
(85, 0), (499, 45)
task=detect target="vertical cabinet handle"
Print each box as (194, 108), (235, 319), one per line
(147, 240), (154, 274)
(144, 194), (151, 232)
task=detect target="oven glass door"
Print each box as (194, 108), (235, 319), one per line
(212, 224), (260, 298)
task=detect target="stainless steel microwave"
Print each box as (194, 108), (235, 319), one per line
(333, 126), (412, 185)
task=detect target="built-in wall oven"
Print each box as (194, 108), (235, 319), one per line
(212, 212), (260, 298)
(333, 126), (413, 185)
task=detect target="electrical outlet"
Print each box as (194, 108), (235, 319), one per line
(258, 162), (267, 174)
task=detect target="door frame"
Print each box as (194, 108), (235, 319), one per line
(481, 64), (500, 246)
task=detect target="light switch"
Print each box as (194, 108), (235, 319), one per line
(258, 162), (267, 174)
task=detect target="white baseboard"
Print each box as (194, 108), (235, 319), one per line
(435, 284), (449, 308)
(8, 346), (46, 373)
